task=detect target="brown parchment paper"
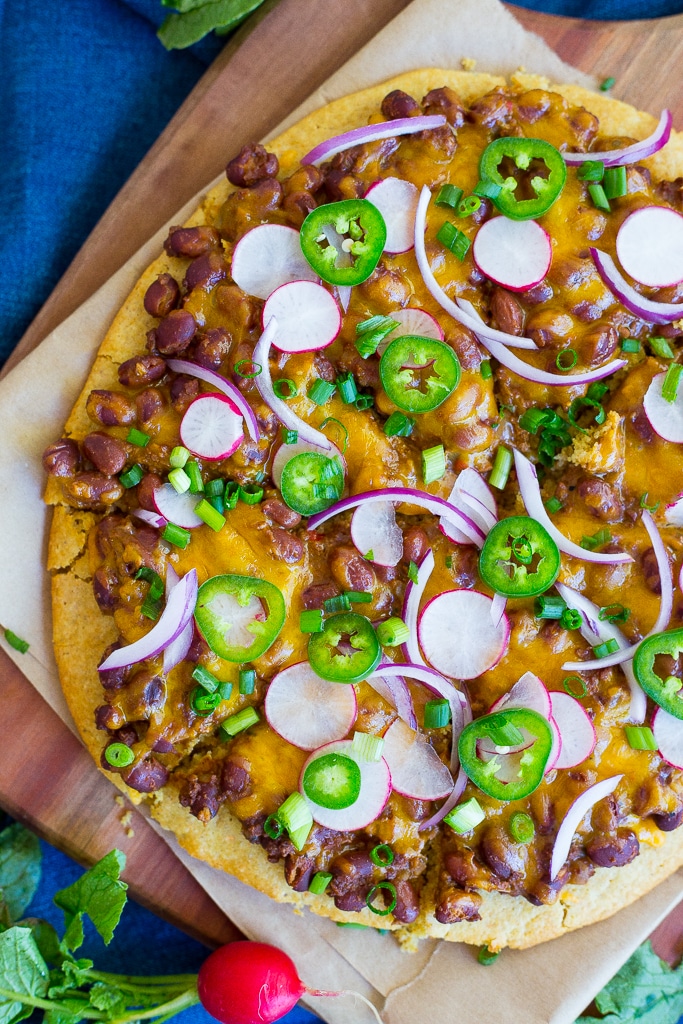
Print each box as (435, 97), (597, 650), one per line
(2, 0), (683, 1021)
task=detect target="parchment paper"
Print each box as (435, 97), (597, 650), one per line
(2, 0), (682, 1021)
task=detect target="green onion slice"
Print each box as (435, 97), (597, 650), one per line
(376, 617), (409, 647)
(489, 445), (512, 490)
(370, 844), (394, 867)
(365, 881), (397, 916)
(422, 444), (446, 485)
(220, 707), (260, 737)
(104, 743), (135, 768)
(309, 871), (333, 895)
(239, 668), (256, 695)
(278, 792), (313, 851)
(4, 628), (29, 654)
(444, 798), (485, 834)
(273, 378), (298, 399)
(424, 698), (451, 729)
(509, 812), (535, 844)
(321, 417), (349, 452)
(234, 359), (262, 379)
(563, 675), (588, 698)
(300, 609), (324, 633)
(351, 731), (384, 762)
(192, 665), (220, 693)
(662, 362), (683, 403)
(194, 498), (226, 532)
(624, 724), (657, 751)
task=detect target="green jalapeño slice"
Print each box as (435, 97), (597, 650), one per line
(458, 708), (553, 801)
(302, 752), (361, 809)
(479, 137), (567, 220)
(308, 612), (381, 683)
(479, 515), (560, 598)
(633, 628), (683, 720)
(195, 574), (286, 662)
(280, 452), (344, 516)
(299, 199), (386, 286)
(379, 336), (461, 413)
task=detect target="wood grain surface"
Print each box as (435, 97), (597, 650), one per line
(4, 0), (683, 961)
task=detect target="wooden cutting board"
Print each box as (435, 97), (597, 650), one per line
(3, 0), (683, 962)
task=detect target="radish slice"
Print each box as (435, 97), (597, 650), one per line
(491, 670), (552, 720)
(549, 691), (597, 769)
(99, 569), (198, 671)
(263, 281), (341, 353)
(271, 437), (344, 490)
(299, 740), (391, 831)
(550, 775), (623, 880)
(302, 115), (446, 165)
(591, 247), (683, 324)
(166, 358), (260, 441)
(547, 717), (563, 773)
(563, 109), (672, 167)
(180, 393), (244, 461)
(264, 662), (357, 750)
(154, 483), (204, 529)
(644, 371), (683, 443)
(381, 719), (453, 800)
(231, 224), (317, 300)
(418, 590), (510, 680)
(350, 501), (403, 567)
(473, 217), (552, 292)
(365, 177), (419, 254)
(616, 206), (683, 288)
(666, 495), (683, 527)
(367, 674), (417, 730)
(652, 706), (683, 768)
(514, 449), (632, 564)
(163, 564), (194, 673)
(377, 307), (443, 356)
(402, 548), (434, 667)
(132, 508), (167, 530)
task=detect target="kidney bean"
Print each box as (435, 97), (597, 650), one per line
(226, 143), (279, 187)
(526, 309), (574, 349)
(402, 797), (432, 822)
(390, 880), (419, 923)
(313, 351), (336, 383)
(515, 89), (551, 124)
(283, 191), (317, 226)
(586, 827), (639, 867)
(641, 546), (663, 595)
(124, 757), (169, 793)
(526, 876), (565, 906)
(566, 106), (599, 149)
(550, 255), (594, 289)
(183, 252), (229, 293)
(284, 854), (315, 892)
(333, 889), (368, 913)
(221, 757), (252, 801)
(43, 438), (80, 477)
(63, 472), (125, 509)
(98, 646), (128, 690)
(134, 472), (161, 513)
(451, 547), (479, 589)
(217, 179), (283, 243)
(323, 169), (365, 203)
(584, 324), (619, 365)
(82, 432), (128, 475)
(214, 283), (261, 332)
(330, 848), (374, 889)
(358, 265), (411, 311)
(567, 855), (595, 885)
(170, 374), (200, 412)
(470, 197), (493, 227)
(444, 850), (478, 887)
(468, 90), (513, 128)
(381, 89), (420, 119)
(490, 288), (525, 336)
(655, 177), (683, 208)
(164, 225), (220, 258)
(653, 807), (683, 831)
(480, 824), (524, 879)
(520, 280), (553, 305)
(330, 546), (376, 592)
(402, 526), (429, 565)
(135, 388), (164, 424)
(419, 124), (456, 160)
(422, 86), (466, 127)
(268, 528), (304, 563)
(631, 407), (655, 442)
(434, 888), (482, 923)
(95, 703), (125, 731)
(144, 273), (180, 318)
(529, 789), (555, 835)
(188, 327), (233, 371)
(180, 776), (222, 822)
(92, 567), (117, 612)
(448, 326), (482, 370)
(127, 671), (166, 718)
(86, 389), (136, 427)
(302, 583), (339, 609)
(118, 353), (166, 388)
(155, 310), (197, 356)
(577, 478), (624, 522)
(152, 738), (175, 753)
(262, 498), (301, 528)
(284, 165), (323, 195)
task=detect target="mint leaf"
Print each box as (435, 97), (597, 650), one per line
(576, 942), (683, 1024)
(0, 926), (49, 1024)
(53, 851), (127, 951)
(0, 825), (42, 921)
(157, 0), (264, 49)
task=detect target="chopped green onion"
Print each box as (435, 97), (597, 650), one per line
(568, 394), (606, 431)
(546, 496), (563, 514)
(445, 555), (453, 569)
(308, 379), (336, 405)
(407, 561), (419, 584)
(273, 378), (298, 399)
(239, 668), (256, 695)
(603, 165), (627, 200)
(207, 495), (224, 515)
(594, 638), (619, 658)
(336, 371), (358, 405)
(4, 628), (29, 654)
(190, 687), (222, 716)
(104, 743), (135, 768)
(309, 871), (333, 895)
(534, 595), (566, 620)
(509, 811), (535, 844)
(162, 523), (191, 549)
(624, 725), (657, 751)
(169, 445), (190, 468)
(600, 75), (616, 91)
(599, 604), (630, 624)
(278, 792), (313, 851)
(364, 550), (375, 561)
(477, 945), (500, 966)
(640, 492), (660, 513)
(384, 411), (415, 437)
(435, 184), (464, 209)
(588, 183), (610, 212)
(621, 337), (641, 354)
(185, 460), (204, 493)
(489, 445), (512, 490)
(352, 731), (385, 762)
(320, 417), (349, 453)
(650, 336), (674, 359)
(564, 675), (588, 698)
(205, 478), (225, 498)
(120, 464), (144, 489)
(422, 444), (446, 484)
(560, 608), (582, 631)
(556, 348), (578, 372)
(220, 707), (260, 738)
(324, 594), (352, 613)
(519, 408), (550, 434)
(581, 528), (611, 551)
(365, 881), (397, 916)
(234, 359), (261, 379)
(578, 160), (604, 182)
(424, 698), (451, 729)
(473, 179), (502, 201)
(238, 483), (263, 505)
(127, 427), (150, 447)
(135, 567), (164, 597)
(191, 665), (220, 693)
(370, 844), (394, 867)
(376, 617), (409, 647)
(444, 797), (485, 834)
(457, 195), (482, 218)
(168, 467), (191, 494)
(283, 428), (298, 445)
(224, 481), (240, 510)
(263, 815), (283, 840)
(194, 498), (226, 532)
(437, 221), (471, 260)
(662, 362), (683, 403)
(217, 681), (233, 700)
(140, 595), (162, 621)
(345, 590), (372, 604)
(300, 609), (324, 633)
(354, 393), (374, 411)
(355, 316), (399, 359)
(587, 382), (609, 402)
(480, 360), (492, 380)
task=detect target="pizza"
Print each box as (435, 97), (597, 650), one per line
(43, 68), (683, 951)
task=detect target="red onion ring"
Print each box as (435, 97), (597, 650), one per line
(253, 319), (332, 450)
(590, 247), (683, 324)
(490, 592), (508, 628)
(550, 775), (623, 880)
(419, 699), (473, 831)
(367, 673), (417, 730)
(401, 548), (434, 666)
(563, 109), (672, 167)
(163, 564), (194, 672)
(302, 115), (447, 165)
(514, 449), (632, 564)
(132, 508), (167, 530)
(306, 488), (485, 546)
(166, 358), (260, 441)
(99, 569), (198, 671)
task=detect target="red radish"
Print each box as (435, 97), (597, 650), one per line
(299, 739), (391, 831)
(154, 484), (204, 529)
(591, 247), (683, 324)
(547, 716), (563, 773)
(418, 590), (510, 680)
(616, 206), (683, 288)
(644, 371), (683, 443)
(377, 306), (443, 356)
(549, 691), (596, 769)
(473, 216), (552, 292)
(231, 224), (317, 300)
(381, 718), (454, 799)
(263, 281), (341, 353)
(666, 494), (683, 527)
(350, 500), (403, 566)
(180, 393), (244, 461)
(401, 547), (434, 667)
(264, 662), (357, 750)
(271, 436), (344, 490)
(367, 673), (417, 729)
(166, 358), (260, 441)
(197, 941), (383, 1024)
(365, 177), (419, 253)
(652, 706), (683, 768)
(550, 776), (622, 880)
(163, 564), (194, 673)
(491, 670), (552, 720)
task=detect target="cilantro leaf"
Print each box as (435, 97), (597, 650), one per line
(0, 825), (42, 921)
(157, 0), (265, 49)
(576, 942), (683, 1024)
(0, 926), (49, 1024)
(53, 851), (127, 951)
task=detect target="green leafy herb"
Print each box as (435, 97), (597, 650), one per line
(158, 0), (265, 50)
(0, 927), (50, 1024)
(0, 825), (41, 921)
(575, 941), (683, 1024)
(53, 850), (128, 950)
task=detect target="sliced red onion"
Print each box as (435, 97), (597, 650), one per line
(381, 719), (454, 800)
(401, 548), (434, 667)
(418, 768), (468, 830)
(563, 109), (672, 167)
(350, 500), (403, 566)
(367, 674), (417, 730)
(302, 115), (447, 166)
(413, 187), (538, 351)
(460, 296), (627, 386)
(338, 285), (352, 312)
(99, 569), (198, 671)
(591, 247), (683, 324)
(306, 488), (485, 546)
(166, 358), (260, 441)
(163, 564), (194, 673)
(550, 775), (623, 880)
(132, 508), (167, 530)
(440, 468), (497, 543)
(490, 592), (507, 628)
(514, 449), (632, 564)
(253, 319), (332, 450)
